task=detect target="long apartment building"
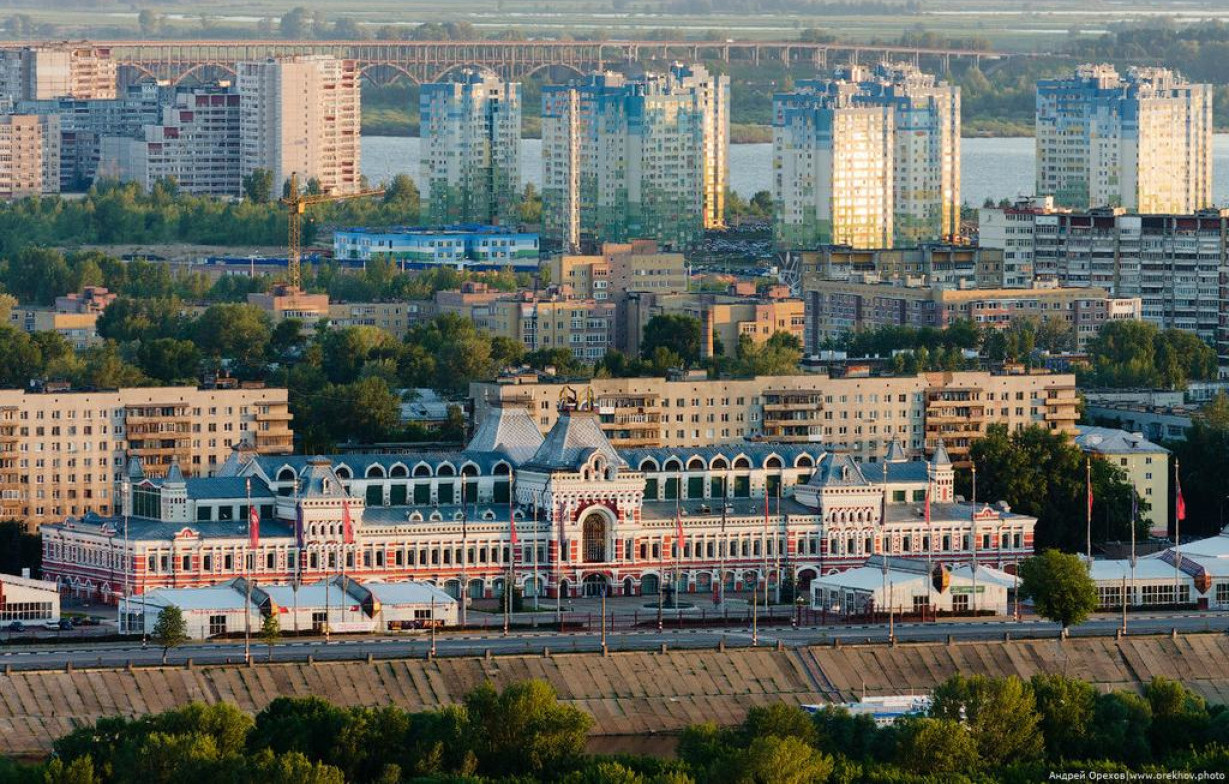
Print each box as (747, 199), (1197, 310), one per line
(625, 291), (806, 359)
(471, 370), (1079, 463)
(0, 386), (293, 531)
(801, 274), (1140, 351)
(542, 65), (728, 250)
(420, 71), (521, 226)
(238, 56), (360, 195)
(98, 87), (242, 197)
(793, 243), (1009, 289)
(0, 44), (116, 101)
(773, 63), (960, 250)
(1036, 65), (1212, 213)
(978, 200), (1226, 350)
(437, 288), (617, 362)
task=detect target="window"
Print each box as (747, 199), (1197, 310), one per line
(208, 614), (227, 637)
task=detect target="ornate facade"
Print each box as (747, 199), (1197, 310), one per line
(41, 400), (1035, 604)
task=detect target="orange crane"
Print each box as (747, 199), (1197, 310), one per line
(281, 172), (384, 291)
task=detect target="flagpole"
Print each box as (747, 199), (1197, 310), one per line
(925, 462), (932, 623)
(1174, 459), (1182, 604)
(674, 470), (682, 624)
(460, 473), (468, 629)
(1130, 489), (1138, 619)
(244, 477), (252, 664)
(504, 470), (513, 637)
(1086, 458), (1092, 562)
(971, 463), (978, 616)
(533, 490), (540, 612)
(762, 480), (769, 621)
(775, 480), (783, 605)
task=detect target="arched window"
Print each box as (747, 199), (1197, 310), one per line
(389, 464), (408, 478)
(413, 464), (432, 478)
(710, 456), (728, 471)
(639, 458), (659, 472)
(733, 456), (751, 469)
(795, 455), (813, 468)
(277, 467), (296, 483)
(582, 513), (607, 563)
(366, 465), (385, 478)
(765, 456), (782, 469)
(687, 457), (706, 471)
(436, 464), (455, 477)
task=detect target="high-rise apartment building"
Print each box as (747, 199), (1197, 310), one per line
(0, 385), (293, 531)
(542, 65), (728, 250)
(773, 63), (960, 250)
(1036, 65), (1212, 213)
(978, 201), (1226, 349)
(97, 87), (241, 197)
(0, 44), (116, 101)
(420, 71), (521, 226)
(0, 113), (59, 199)
(238, 56), (360, 195)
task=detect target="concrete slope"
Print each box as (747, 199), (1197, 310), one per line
(4, 635), (1229, 757)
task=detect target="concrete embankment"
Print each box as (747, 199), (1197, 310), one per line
(3, 634), (1229, 757)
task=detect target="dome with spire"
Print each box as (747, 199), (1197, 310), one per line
(931, 439), (951, 467)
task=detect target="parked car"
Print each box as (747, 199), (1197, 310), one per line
(7, 621), (24, 632)
(56, 619), (74, 631)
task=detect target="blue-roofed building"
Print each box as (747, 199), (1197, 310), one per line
(332, 225), (540, 271)
(43, 399), (1034, 611)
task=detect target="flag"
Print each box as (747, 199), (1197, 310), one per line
(342, 499), (354, 544)
(249, 504), (260, 549)
(510, 510), (518, 546)
(924, 483), (931, 525)
(1131, 491), (1138, 525)
(294, 501), (305, 549)
(675, 508), (685, 550)
(1176, 473), (1186, 522)
(1087, 466), (1094, 521)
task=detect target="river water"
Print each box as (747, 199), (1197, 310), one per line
(362, 135), (1229, 207)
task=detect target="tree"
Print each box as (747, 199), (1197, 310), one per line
(738, 735), (833, 784)
(243, 168), (275, 204)
(137, 338), (202, 383)
(1145, 676), (1211, 758)
(641, 314), (702, 366)
(0, 326), (44, 388)
(1030, 673), (1097, 761)
(193, 304), (272, 366)
(930, 674), (1043, 766)
(894, 717), (980, 774)
(152, 605), (189, 664)
(137, 9), (165, 36)
(464, 680), (592, 777)
(967, 424), (1145, 550)
(1018, 550), (1098, 632)
(280, 7), (312, 38)
(260, 612), (281, 662)
(1171, 394), (1229, 537)
(43, 755), (98, 784)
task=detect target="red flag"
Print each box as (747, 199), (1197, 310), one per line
(342, 499), (354, 544)
(510, 511), (518, 546)
(249, 504), (260, 548)
(675, 509), (685, 549)
(1087, 474), (1094, 522)
(1176, 475), (1186, 522)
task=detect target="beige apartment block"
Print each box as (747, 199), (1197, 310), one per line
(0, 44), (116, 101)
(0, 114), (59, 199)
(238, 56), (361, 195)
(0, 386), (293, 531)
(472, 370), (1078, 461)
(1075, 426), (1171, 538)
(548, 240), (689, 301)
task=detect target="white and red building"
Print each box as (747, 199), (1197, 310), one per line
(40, 401), (1035, 603)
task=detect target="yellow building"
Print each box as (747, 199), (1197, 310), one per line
(0, 385), (293, 531)
(1075, 426), (1171, 538)
(473, 370), (1079, 460)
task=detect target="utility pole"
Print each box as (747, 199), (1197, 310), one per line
(429, 595), (436, 657)
(600, 585), (608, 655)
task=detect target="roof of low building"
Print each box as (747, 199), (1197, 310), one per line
(365, 581), (457, 606)
(522, 408), (625, 473)
(1075, 426), (1169, 456)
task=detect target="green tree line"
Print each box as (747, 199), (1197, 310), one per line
(4, 674), (1228, 783)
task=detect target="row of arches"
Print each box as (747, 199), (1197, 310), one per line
(273, 461), (510, 484)
(636, 453), (815, 473)
(119, 61), (587, 88)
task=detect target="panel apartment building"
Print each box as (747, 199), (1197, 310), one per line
(97, 87), (242, 197)
(0, 386), (293, 531)
(0, 44), (116, 101)
(0, 113), (59, 198)
(420, 71), (521, 226)
(238, 56), (361, 195)
(1036, 65), (1212, 213)
(773, 63), (960, 250)
(978, 200), (1226, 351)
(472, 370), (1079, 464)
(542, 64), (729, 250)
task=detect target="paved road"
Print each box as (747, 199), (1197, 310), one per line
(2, 612), (1227, 671)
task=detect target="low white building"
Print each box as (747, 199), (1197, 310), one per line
(121, 576), (459, 639)
(0, 573), (61, 624)
(810, 556), (1008, 616)
(124, 582), (261, 639)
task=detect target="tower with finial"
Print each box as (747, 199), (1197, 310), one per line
(930, 440), (955, 503)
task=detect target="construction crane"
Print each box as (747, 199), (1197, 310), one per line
(280, 172), (384, 291)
